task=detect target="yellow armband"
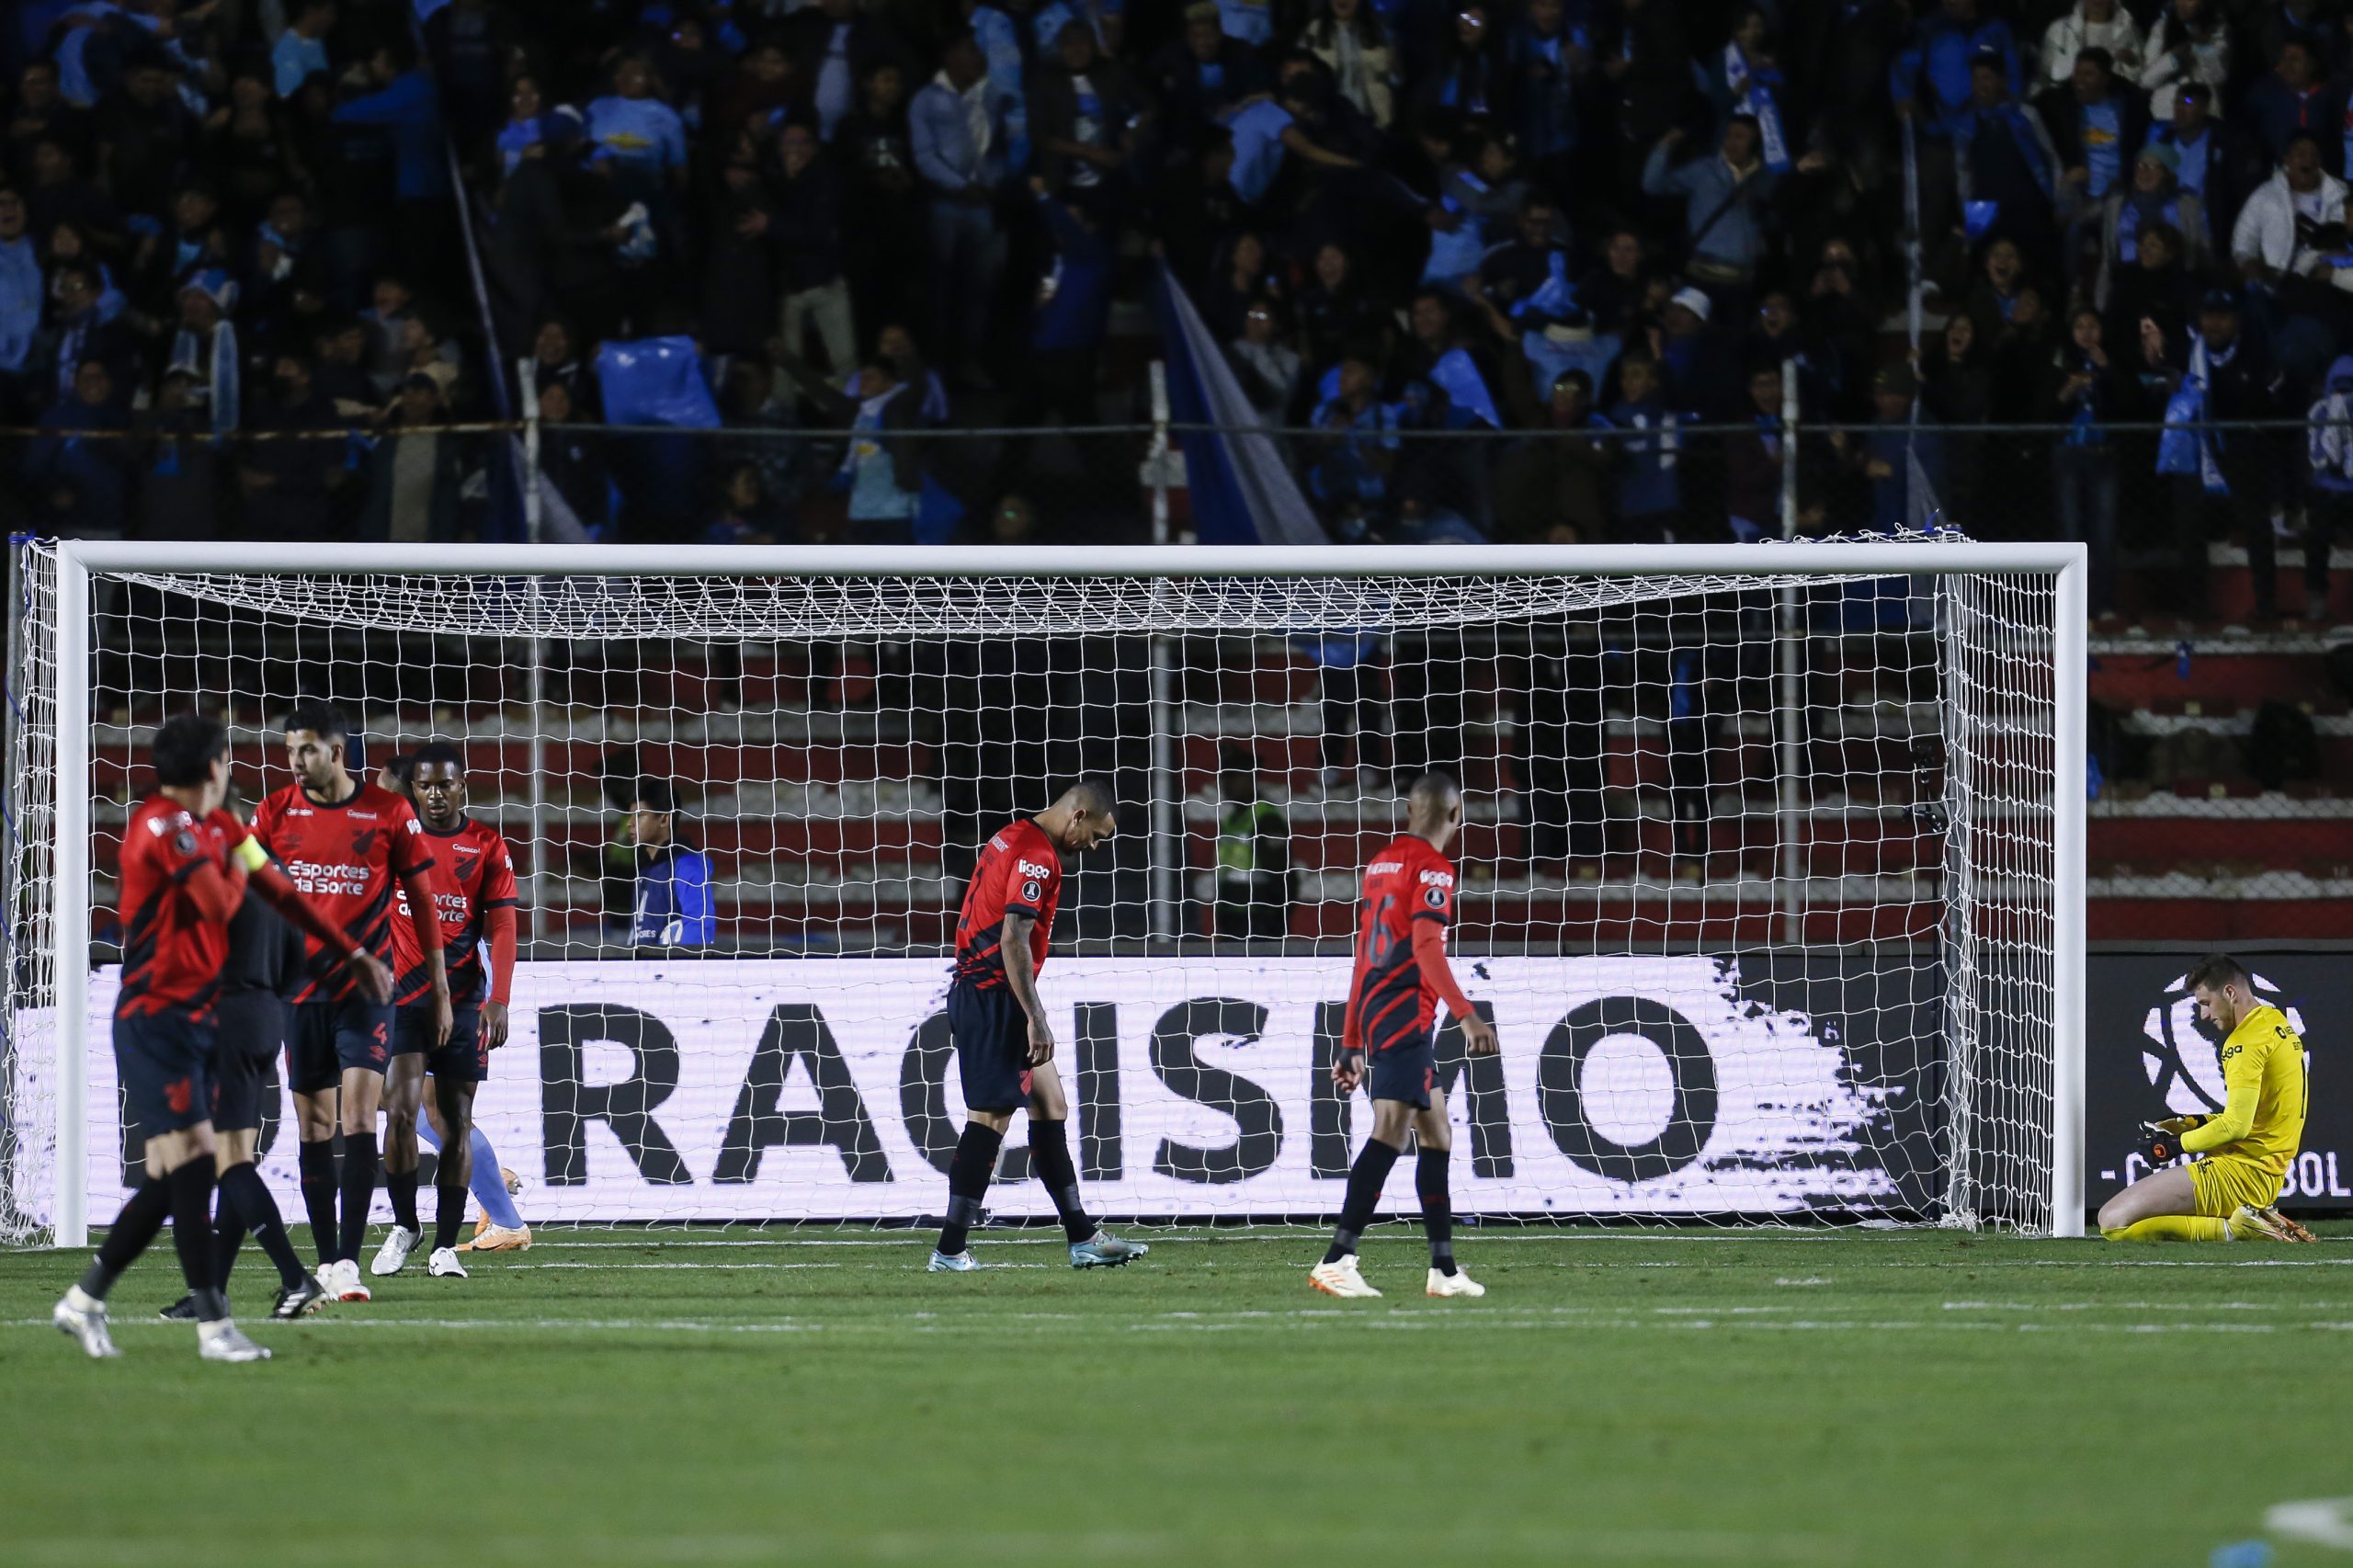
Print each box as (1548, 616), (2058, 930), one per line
(233, 836), (269, 874)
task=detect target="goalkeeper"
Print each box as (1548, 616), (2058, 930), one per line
(2098, 953), (2314, 1244)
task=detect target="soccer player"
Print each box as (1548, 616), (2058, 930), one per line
(369, 743), (519, 1279)
(253, 702), (449, 1302)
(2099, 953), (2315, 1244)
(53, 713), (392, 1360)
(1310, 772), (1499, 1300)
(928, 780), (1149, 1272)
(376, 754), (534, 1253)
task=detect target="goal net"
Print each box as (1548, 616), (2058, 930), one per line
(1, 540), (2086, 1244)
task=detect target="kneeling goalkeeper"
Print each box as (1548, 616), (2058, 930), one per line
(2099, 953), (2314, 1244)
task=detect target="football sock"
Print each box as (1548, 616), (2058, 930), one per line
(1416, 1146), (1457, 1276)
(1323, 1136), (1402, 1266)
(211, 1193), (249, 1290)
(338, 1131), (380, 1264)
(1029, 1119), (1095, 1244)
(220, 1161), (305, 1290)
(938, 1121), (1005, 1256)
(166, 1154), (229, 1321)
(298, 1140), (338, 1264)
(434, 1179), (467, 1253)
(387, 1165), (420, 1233)
(419, 1119), (524, 1229)
(2102, 1214), (2230, 1244)
(79, 1176), (171, 1301)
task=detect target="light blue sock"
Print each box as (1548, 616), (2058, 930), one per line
(417, 1118), (526, 1229)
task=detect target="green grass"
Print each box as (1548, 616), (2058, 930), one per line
(6, 1222), (2353, 1567)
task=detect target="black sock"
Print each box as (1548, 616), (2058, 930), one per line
(79, 1176), (171, 1301)
(937, 1122), (1005, 1256)
(434, 1181), (466, 1253)
(298, 1140), (338, 1265)
(1417, 1146), (1457, 1276)
(212, 1192), (249, 1290)
(1323, 1137), (1402, 1266)
(221, 1162), (305, 1290)
(338, 1131), (379, 1264)
(167, 1155), (228, 1322)
(388, 1165), (420, 1233)
(1028, 1119), (1095, 1244)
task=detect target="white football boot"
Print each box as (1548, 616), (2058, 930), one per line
(369, 1225), (420, 1277)
(1308, 1256), (1382, 1298)
(1426, 1267), (1485, 1299)
(427, 1247), (468, 1278)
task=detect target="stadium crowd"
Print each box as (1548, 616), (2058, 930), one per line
(0, 0), (2343, 617)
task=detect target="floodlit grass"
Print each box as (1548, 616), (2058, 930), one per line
(6, 1222), (2352, 1566)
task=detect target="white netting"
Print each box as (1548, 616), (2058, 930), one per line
(4, 541), (2067, 1240)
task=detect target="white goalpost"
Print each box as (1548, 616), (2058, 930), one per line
(2, 540), (2086, 1247)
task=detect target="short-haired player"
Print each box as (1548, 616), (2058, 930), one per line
(2099, 954), (2315, 1244)
(1311, 772), (1498, 1299)
(252, 702), (449, 1302)
(369, 743), (520, 1279)
(53, 714), (392, 1360)
(929, 780), (1149, 1272)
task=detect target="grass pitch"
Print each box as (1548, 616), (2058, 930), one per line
(6, 1222), (2353, 1567)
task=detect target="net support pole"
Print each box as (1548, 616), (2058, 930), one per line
(2051, 548), (2089, 1238)
(51, 546), (90, 1251)
(1776, 363), (1804, 944)
(519, 357), (548, 945)
(1148, 635), (1178, 946)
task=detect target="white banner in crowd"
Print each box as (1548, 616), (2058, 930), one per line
(80, 956), (1907, 1221)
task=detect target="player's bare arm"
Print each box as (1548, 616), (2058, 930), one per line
(999, 908), (1053, 1064)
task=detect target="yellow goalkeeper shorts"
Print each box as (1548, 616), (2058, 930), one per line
(2190, 1153), (2287, 1217)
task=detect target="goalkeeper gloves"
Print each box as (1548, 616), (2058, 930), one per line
(2135, 1118), (2205, 1167)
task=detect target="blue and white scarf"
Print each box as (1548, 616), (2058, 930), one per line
(1722, 41), (1790, 174)
(2158, 335), (2234, 494)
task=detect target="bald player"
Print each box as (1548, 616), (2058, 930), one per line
(929, 781), (1150, 1272)
(1311, 772), (1498, 1300)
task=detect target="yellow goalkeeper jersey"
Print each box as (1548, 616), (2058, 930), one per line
(2180, 1004), (2309, 1181)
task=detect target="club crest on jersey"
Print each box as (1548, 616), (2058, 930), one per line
(350, 828), (380, 858)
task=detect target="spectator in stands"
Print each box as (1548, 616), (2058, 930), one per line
(2305, 353), (2351, 622)
(2041, 48), (2145, 238)
(2145, 81), (2256, 253)
(0, 187), (37, 421)
(2097, 144), (2207, 312)
(1154, 3), (1267, 151)
(1212, 748), (1290, 940)
(364, 373), (468, 543)
(1228, 298), (1302, 422)
(2143, 0), (2234, 120)
(2041, 0), (2146, 87)
(43, 260), (137, 412)
(495, 74), (544, 176)
(1642, 118), (1812, 301)
(1497, 369), (1611, 543)
(1298, 241), (1389, 372)
(2239, 38), (2337, 166)
(2143, 290), (2283, 621)
(133, 367), (221, 541)
(835, 62), (925, 358)
(705, 461), (790, 545)
(1921, 311), (1992, 525)
(241, 350), (350, 540)
(585, 52), (690, 202)
(330, 38), (457, 294)
(1840, 360), (1945, 532)
(24, 358), (131, 535)
(1010, 176), (1113, 433)
(1606, 353), (1681, 543)
(534, 380), (615, 541)
(1954, 51), (2063, 282)
(206, 68), (307, 230)
(274, 0), (336, 99)
(767, 120), (856, 376)
(700, 127), (780, 363)
(1723, 364), (1787, 542)
(1302, 0), (1399, 132)
(628, 778), (715, 949)
(2048, 306), (2136, 614)
(1308, 352), (1399, 537)
(1031, 20), (1145, 210)
(912, 34), (1009, 390)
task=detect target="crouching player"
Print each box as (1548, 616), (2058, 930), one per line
(1311, 772), (1498, 1300)
(2099, 953), (2314, 1244)
(371, 744), (520, 1279)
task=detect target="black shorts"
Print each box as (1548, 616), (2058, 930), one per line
(114, 1009), (215, 1137)
(1366, 1025), (1437, 1110)
(393, 1000), (487, 1083)
(286, 995), (395, 1095)
(949, 983), (1032, 1113)
(210, 989), (287, 1133)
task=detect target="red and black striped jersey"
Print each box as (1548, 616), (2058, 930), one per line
(392, 815), (518, 1006)
(1345, 835), (1459, 1052)
(952, 819), (1063, 992)
(117, 797), (251, 1020)
(252, 778), (435, 1004)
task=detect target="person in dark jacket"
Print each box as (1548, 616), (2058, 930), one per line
(2143, 81), (2260, 253)
(764, 120), (854, 373)
(132, 368), (222, 540)
(1722, 363), (1787, 541)
(1150, 3), (1267, 153)
(629, 777), (715, 948)
(1029, 22), (1147, 210)
(239, 351), (352, 540)
(699, 125), (782, 360)
(2142, 288), (2285, 620)
(25, 358), (132, 534)
(2047, 306), (2140, 610)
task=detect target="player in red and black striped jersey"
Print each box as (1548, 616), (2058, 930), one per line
(53, 714), (392, 1362)
(928, 780), (1148, 1273)
(250, 701), (449, 1302)
(369, 744), (521, 1279)
(1309, 773), (1499, 1301)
